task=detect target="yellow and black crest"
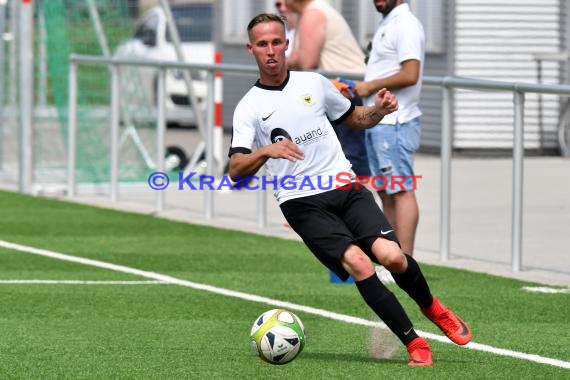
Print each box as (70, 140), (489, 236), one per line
(302, 94), (313, 106)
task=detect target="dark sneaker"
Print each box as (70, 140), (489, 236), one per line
(421, 297), (472, 346)
(406, 337), (433, 367)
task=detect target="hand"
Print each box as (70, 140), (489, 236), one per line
(264, 139), (305, 162)
(374, 88), (398, 116)
(353, 81), (369, 98)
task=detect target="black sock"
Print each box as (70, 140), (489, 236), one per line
(355, 273), (418, 345)
(392, 254), (433, 309)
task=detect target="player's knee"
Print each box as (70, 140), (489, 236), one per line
(341, 245), (374, 280)
(382, 251), (407, 273)
(371, 239), (406, 272)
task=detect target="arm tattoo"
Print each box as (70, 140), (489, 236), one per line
(355, 106), (383, 127)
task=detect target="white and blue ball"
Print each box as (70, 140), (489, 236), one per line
(250, 308), (305, 365)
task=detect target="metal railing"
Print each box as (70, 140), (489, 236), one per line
(419, 76), (570, 271)
(68, 54), (570, 273)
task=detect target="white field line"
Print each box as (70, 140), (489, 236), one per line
(0, 280), (166, 285)
(522, 286), (570, 294)
(1, 239), (569, 370)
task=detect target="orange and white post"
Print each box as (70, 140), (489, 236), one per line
(214, 51), (223, 176)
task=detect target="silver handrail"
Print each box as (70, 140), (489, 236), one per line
(68, 54), (570, 273)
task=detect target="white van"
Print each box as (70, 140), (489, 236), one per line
(115, 4), (214, 127)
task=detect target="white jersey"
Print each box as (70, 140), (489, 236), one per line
(364, 3), (424, 124)
(230, 71), (356, 204)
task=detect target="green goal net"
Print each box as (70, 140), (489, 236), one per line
(37, 0), (156, 186)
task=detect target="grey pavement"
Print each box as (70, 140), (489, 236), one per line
(2, 128), (569, 287)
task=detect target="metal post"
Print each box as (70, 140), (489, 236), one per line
(67, 59), (78, 198)
(257, 172), (267, 229)
(155, 67), (166, 213)
(440, 84), (453, 262)
(0, 0), (6, 170)
(86, 0), (110, 56)
(8, 0), (16, 108)
(512, 90), (525, 272)
(37, 11), (47, 106)
(18, 0), (34, 194)
(535, 59), (544, 155)
(110, 64), (120, 203)
(204, 70), (214, 219)
(184, 140), (205, 176)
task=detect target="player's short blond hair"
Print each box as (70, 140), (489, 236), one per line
(247, 13), (286, 41)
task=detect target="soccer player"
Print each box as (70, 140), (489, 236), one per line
(228, 13), (472, 366)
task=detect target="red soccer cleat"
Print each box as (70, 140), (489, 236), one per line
(421, 297), (472, 346)
(406, 337), (433, 367)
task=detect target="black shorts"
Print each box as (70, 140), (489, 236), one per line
(280, 183), (399, 281)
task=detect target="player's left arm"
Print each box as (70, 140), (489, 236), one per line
(343, 88), (399, 130)
(354, 59), (420, 98)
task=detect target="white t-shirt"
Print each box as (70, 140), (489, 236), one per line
(364, 3), (425, 124)
(285, 28), (295, 58)
(306, 0), (366, 73)
(230, 71), (356, 204)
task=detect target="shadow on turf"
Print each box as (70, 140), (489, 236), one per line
(300, 351), (402, 365)
(300, 351), (471, 366)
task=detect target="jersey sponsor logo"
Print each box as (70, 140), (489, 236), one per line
(270, 128), (293, 143)
(270, 127), (329, 146)
(294, 127), (328, 145)
(262, 110), (275, 121)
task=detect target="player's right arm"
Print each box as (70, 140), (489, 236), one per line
(228, 101), (304, 182)
(228, 140), (304, 182)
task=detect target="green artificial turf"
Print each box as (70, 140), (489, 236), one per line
(0, 190), (568, 379)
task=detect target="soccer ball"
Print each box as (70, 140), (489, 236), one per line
(250, 308), (305, 365)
